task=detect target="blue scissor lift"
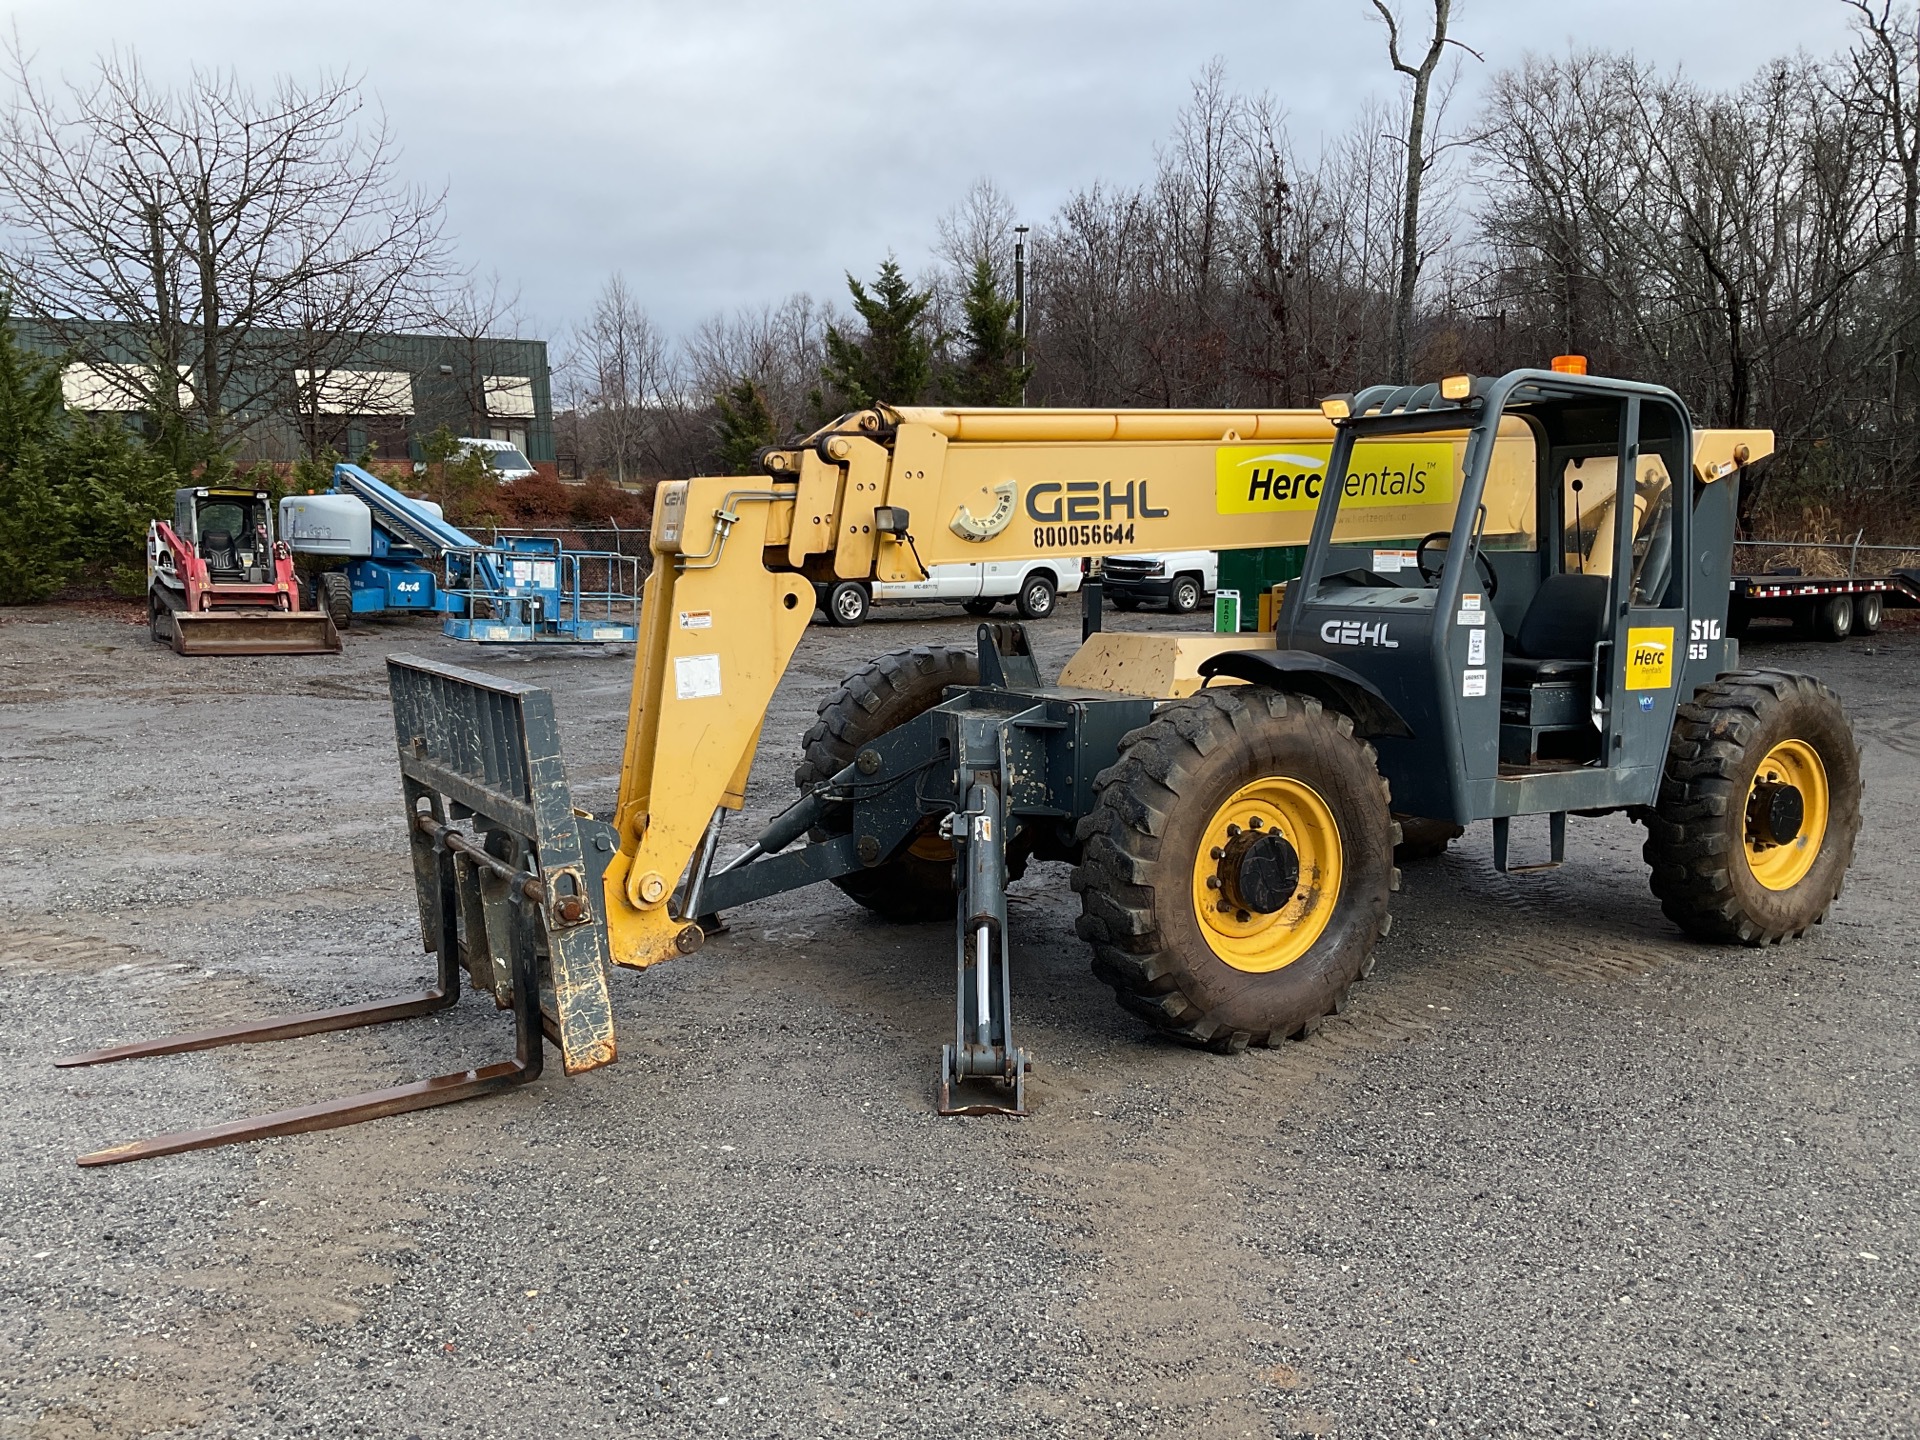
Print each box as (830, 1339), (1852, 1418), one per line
(280, 464), (641, 643)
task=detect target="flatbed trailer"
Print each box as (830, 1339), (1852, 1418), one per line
(1729, 536), (1920, 640)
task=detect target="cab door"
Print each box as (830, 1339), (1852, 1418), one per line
(1606, 397), (1690, 793)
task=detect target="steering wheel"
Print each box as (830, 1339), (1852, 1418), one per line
(1415, 531), (1499, 598)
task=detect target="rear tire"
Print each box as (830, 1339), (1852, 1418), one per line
(1641, 670), (1860, 944)
(1015, 573), (1056, 620)
(1854, 592), (1884, 634)
(1073, 687), (1395, 1050)
(1393, 814), (1463, 862)
(795, 646), (976, 921)
(320, 571), (353, 631)
(1169, 574), (1203, 614)
(825, 580), (870, 627)
(1813, 594), (1853, 641)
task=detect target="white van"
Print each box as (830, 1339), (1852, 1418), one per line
(817, 558), (1084, 626)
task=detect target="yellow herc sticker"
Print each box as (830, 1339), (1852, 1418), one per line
(1215, 442), (1456, 515)
(1625, 627), (1675, 690)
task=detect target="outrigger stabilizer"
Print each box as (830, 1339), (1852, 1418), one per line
(60, 657), (619, 1166)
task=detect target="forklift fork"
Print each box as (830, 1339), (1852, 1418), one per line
(59, 656), (618, 1167)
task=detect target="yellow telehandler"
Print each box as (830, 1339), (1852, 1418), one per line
(64, 367), (1861, 1161)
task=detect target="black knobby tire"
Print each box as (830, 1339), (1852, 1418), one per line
(1854, 592), (1884, 635)
(962, 598), (1000, 617)
(1072, 687), (1396, 1051)
(148, 588), (171, 646)
(1393, 814), (1463, 862)
(1169, 574), (1203, 614)
(1016, 573), (1056, 620)
(320, 571), (354, 631)
(795, 645), (977, 921)
(1641, 670), (1860, 945)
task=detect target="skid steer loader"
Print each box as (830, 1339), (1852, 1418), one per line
(64, 366), (1861, 1161)
(146, 486), (341, 656)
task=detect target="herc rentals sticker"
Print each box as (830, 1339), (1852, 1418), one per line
(1215, 442), (1457, 516)
(1624, 627), (1674, 690)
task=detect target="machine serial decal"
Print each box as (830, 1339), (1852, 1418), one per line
(1625, 627), (1675, 690)
(949, 479), (1017, 541)
(1214, 441), (1458, 516)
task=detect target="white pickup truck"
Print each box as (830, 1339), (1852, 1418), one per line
(816, 558), (1085, 627)
(1098, 551), (1218, 613)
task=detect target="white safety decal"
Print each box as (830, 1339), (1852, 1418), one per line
(1461, 593), (1482, 611)
(675, 653), (723, 700)
(1462, 669), (1487, 697)
(1467, 629), (1486, 666)
(678, 610), (713, 629)
(1456, 609), (1485, 626)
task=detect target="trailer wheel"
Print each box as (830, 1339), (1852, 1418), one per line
(1073, 687), (1395, 1051)
(1641, 670), (1860, 945)
(1854, 592), (1884, 634)
(796, 645), (977, 922)
(320, 572), (353, 631)
(1813, 594), (1853, 641)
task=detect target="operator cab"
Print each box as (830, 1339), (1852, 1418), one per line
(177, 489), (277, 583)
(1273, 367), (1705, 828)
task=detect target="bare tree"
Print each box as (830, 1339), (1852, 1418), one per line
(0, 42), (450, 456)
(1368, 0), (1480, 382)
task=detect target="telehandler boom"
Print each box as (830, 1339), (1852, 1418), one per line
(64, 368), (1861, 1160)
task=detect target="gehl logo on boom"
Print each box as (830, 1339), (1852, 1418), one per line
(952, 478), (1169, 546)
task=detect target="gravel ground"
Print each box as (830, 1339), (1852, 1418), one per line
(0, 599), (1914, 1439)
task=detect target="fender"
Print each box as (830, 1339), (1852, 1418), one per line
(1196, 648), (1413, 738)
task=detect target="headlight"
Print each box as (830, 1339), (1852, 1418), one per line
(1146, 562), (1165, 577)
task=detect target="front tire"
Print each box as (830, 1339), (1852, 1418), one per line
(1016, 573), (1056, 620)
(1169, 574), (1203, 614)
(319, 571), (354, 631)
(825, 580), (870, 627)
(1642, 670), (1860, 944)
(1073, 687), (1396, 1050)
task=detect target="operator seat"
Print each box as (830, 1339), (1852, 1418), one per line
(201, 530), (238, 572)
(1502, 573), (1610, 683)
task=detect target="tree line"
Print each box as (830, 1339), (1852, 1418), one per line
(564, 2), (1920, 538)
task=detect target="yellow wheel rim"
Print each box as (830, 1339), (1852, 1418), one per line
(1744, 739), (1829, 891)
(1190, 776), (1343, 973)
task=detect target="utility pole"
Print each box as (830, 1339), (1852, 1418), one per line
(1014, 224), (1030, 405)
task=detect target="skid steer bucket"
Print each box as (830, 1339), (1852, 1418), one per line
(59, 655), (618, 1166)
(167, 607), (342, 656)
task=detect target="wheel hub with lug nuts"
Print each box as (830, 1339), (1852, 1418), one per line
(1190, 776), (1342, 973)
(1742, 738), (1829, 891)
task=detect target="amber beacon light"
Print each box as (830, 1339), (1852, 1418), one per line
(1551, 354), (1589, 375)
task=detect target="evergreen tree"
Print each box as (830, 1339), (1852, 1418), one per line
(942, 259), (1032, 406)
(813, 258), (934, 418)
(0, 298), (193, 602)
(714, 376), (777, 474)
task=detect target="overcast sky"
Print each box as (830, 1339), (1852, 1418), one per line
(7, 1), (1868, 347)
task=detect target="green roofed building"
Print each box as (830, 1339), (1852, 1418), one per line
(11, 320), (556, 471)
